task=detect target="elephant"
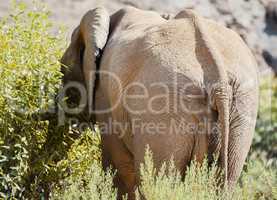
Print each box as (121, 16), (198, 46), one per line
(60, 6), (259, 199)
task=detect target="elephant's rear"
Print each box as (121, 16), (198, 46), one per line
(129, 15), (258, 185)
(102, 9), (259, 188)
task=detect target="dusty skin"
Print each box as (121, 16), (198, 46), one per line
(60, 7), (259, 200)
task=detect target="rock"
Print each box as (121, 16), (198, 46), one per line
(266, 1), (277, 23)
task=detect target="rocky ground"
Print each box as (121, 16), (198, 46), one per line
(0, 0), (277, 75)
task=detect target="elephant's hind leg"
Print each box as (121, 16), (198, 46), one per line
(227, 88), (258, 187)
(102, 134), (136, 200)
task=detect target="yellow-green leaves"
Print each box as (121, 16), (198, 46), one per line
(0, 1), (66, 198)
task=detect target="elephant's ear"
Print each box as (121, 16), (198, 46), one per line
(78, 7), (110, 109)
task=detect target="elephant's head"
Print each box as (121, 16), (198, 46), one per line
(60, 7), (110, 117)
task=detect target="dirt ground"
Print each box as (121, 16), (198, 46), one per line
(0, 0), (276, 74)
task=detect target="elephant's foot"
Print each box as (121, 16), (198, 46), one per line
(113, 175), (136, 200)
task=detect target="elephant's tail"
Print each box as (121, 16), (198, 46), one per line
(188, 10), (231, 186)
(210, 85), (230, 187)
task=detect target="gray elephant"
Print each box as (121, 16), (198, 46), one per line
(60, 6), (259, 199)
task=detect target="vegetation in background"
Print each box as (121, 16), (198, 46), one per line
(0, 1), (276, 199)
(0, 1), (68, 198)
(253, 75), (277, 163)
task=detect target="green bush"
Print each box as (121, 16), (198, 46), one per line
(53, 147), (276, 200)
(0, 2), (115, 199)
(136, 148), (276, 200)
(0, 1), (70, 198)
(137, 148), (221, 200)
(50, 128), (116, 200)
(253, 75), (277, 163)
(51, 161), (118, 200)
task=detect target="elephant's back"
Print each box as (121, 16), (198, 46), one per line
(100, 14), (258, 107)
(138, 17), (258, 84)
(138, 19), (204, 83)
(102, 19), (205, 88)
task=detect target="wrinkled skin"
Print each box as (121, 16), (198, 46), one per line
(61, 7), (259, 199)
